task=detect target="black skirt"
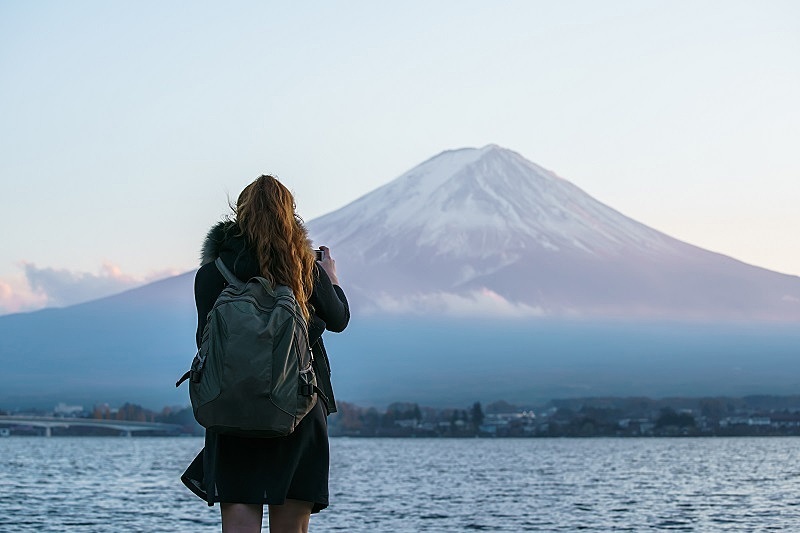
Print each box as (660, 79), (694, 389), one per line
(181, 400), (329, 514)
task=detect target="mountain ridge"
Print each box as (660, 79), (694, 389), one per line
(3, 144), (798, 321)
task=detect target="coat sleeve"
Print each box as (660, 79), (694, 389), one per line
(309, 265), (350, 337)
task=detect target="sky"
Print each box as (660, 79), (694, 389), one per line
(1, 0), (798, 314)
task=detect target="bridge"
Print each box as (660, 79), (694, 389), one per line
(0, 415), (184, 437)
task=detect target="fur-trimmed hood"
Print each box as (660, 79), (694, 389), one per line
(200, 220), (235, 266)
(200, 220), (261, 280)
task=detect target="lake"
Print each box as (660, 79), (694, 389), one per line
(1, 436), (799, 531)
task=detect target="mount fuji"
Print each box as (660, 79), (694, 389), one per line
(1, 145), (799, 409)
(308, 145), (800, 321)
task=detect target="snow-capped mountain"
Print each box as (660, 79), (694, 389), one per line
(309, 145), (800, 320)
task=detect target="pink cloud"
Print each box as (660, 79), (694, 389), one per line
(0, 262), (184, 315)
(0, 277), (48, 315)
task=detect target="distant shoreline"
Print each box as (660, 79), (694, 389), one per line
(5, 394), (800, 439)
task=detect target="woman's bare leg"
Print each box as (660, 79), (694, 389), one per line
(220, 503), (263, 533)
(268, 499), (313, 533)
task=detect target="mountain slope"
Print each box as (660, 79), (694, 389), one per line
(0, 272), (197, 408)
(308, 145), (800, 320)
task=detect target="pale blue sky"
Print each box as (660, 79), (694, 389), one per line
(1, 1), (798, 313)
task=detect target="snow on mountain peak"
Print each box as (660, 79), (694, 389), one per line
(309, 144), (674, 261)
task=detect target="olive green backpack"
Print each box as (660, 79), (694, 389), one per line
(176, 257), (318, 437)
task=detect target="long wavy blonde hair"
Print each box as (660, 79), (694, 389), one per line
(234, 175), (315, 321)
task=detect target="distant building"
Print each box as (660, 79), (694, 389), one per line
(54, 403), (84, 417)
(720, 416), (771, 427)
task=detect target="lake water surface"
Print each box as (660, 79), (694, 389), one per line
(1, 436), (799, 531)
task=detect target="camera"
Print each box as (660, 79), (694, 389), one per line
(315, 249), (324, 261)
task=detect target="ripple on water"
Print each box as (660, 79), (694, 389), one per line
(2, 437), (800, 531)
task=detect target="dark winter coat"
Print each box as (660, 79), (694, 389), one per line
(196, 220), (349, 414)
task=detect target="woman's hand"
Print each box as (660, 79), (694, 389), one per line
(317, 246), (340, 286)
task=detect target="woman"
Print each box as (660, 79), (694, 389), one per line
(182, 175), (350, 533)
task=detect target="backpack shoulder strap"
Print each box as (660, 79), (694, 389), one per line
(214, 257), (242, 286)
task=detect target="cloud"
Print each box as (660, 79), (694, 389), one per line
(0, 262), (182, 315)
(368, 288), (546, 317)
(23, 262), (145, 307)
(0, 278), (49, 315)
